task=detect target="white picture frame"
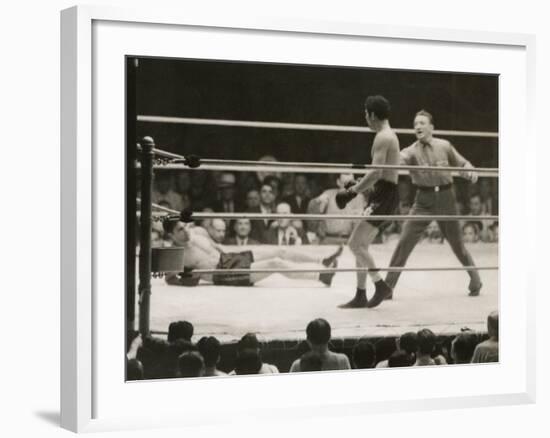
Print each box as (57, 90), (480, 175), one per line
(60, 5), (536, 433)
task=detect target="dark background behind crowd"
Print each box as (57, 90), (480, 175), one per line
(134, 58), (498, 168)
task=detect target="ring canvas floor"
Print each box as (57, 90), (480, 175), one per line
(142, 241), (498, 342)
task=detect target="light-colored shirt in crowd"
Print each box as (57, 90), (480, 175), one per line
(375, 359), (389, 368)
(229, 362), (279, 375)
(313, 189), (366, 237)
(400, 138), (471, 187)
(277, 227), (302, 245)
(414, 355), (436, 366)
(259, 363), (279, 373)
(471, 338), (499, 363)
(289, 350), (351, 372)
(152, 189), (184, 211)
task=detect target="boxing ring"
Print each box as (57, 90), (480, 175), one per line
(134, 118), (499, 342)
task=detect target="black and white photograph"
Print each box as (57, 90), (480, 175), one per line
(126, 56), (499, 380)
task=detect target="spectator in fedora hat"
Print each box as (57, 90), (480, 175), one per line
(212, 172), (243, 217)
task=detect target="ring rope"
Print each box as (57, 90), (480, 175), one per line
(176, 211), (499, 222)
(187, 266), (498, 275)
(145, 201), (498, 223)
(146, 147), (498, 176)
(151, 162), (499, 177)
(138, 115), (499, 138)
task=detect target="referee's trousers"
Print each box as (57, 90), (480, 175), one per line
(384, 186), (482, 292)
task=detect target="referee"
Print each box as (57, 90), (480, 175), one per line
(372, 110), (483, 308)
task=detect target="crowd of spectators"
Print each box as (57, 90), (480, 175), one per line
(150, 161), (498, 247)
(126, 310), (499, 380)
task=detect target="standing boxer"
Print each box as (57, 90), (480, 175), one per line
(335, 95), (401, 308)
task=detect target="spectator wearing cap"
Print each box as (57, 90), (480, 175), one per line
(197, 336), (227, 377)
(376, 331), (417, 368)
(229, 333), (279, 375)
(352, 339), (377, 369)
(289, 319), (351, 372)
(450, 330), (479, 364)
(213, 172), (242, 215)
(471, 311), (499, 363)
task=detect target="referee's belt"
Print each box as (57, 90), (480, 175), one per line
(416, 183), (453, 193)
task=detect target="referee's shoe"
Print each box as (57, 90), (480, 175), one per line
(366, 279), (393, 308)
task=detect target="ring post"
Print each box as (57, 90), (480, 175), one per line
(138, 136), (154, 336)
